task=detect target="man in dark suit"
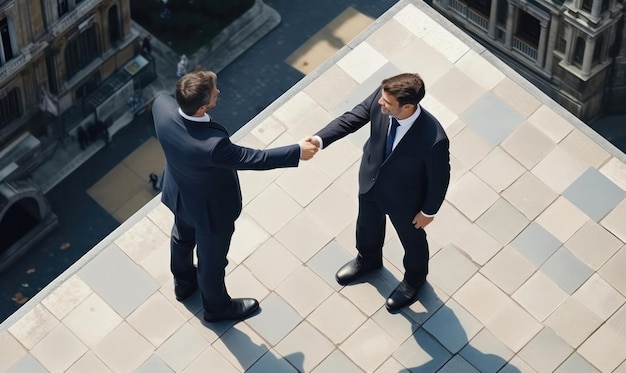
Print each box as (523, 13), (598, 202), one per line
(153, 71), (318, 323)
(310, 73), (450, 311)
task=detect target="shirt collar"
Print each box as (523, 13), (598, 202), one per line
(393, 104), (421, 126)
(179, 108), (211, 122)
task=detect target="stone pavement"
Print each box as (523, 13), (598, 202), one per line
(3, 1), (626, 372)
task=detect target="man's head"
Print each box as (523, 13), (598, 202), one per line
(378, 73), (425, 119)
(175, 71), (220, 116)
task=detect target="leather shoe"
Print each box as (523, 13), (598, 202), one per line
(335, 259), (382, 286)
(386, 281), (422, 311)
(174, 284), (198, 302)
(204, 298), (259, 323)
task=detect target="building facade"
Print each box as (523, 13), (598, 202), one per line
(0, 0), (141, 269)
(431, 0), (625, 121)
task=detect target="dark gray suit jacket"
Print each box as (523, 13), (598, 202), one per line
(153, 94), (300, 231)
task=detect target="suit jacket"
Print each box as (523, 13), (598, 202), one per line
(315, 88), (450, 217)
(153, 94), (301, 231)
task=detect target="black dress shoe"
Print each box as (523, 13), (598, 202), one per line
(174, 284), (198, 302)
(386, 281), (422, 311)
(335, 259), (382, 286)
(203, 298), (259, 323)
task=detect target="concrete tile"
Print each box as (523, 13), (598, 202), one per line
(286, 103), (335, 141)
(600, 156), (626, 191)
(181, 345), (239, 373)
(307, 240), (355, 291)
(246, 293), (302, 346)
(87, 163), (148, 215)
(453, 224), (502, 265)
(393, 4), (440, 38)
(519, 328), (573, 373)
(42, 275), (93, 320)
(312, 349), (364, 373)
(225, 265), (269, 302)
(578, 324), (626, 373)
(554, 352), (600, 373)
(485, 300), (542, 352)
(501, 123), (556, 169)
(531, 147), (587, 193)
(460, 329), (514, 373)
(616, 360), (626, 373)
(229, 212), (270, 265)
(540, 248), (593, 294)
(421, 20), (470, 63)
(391, 38), (454, 87)
(126, 292), (186, 347)
(247, 349), (300, 373)
(239, 168), (284, 206)
(338, 265), (398, 316)
(560, 129), (611, 168)
(424, 299), (482, 353)
(8, 304), (59, 349)
(135, 355), (173, 373)
(446, 172), (499, 221)
(306, 182), (358, 236)
(456, 49), (505, 90)
(371, 306), (417, 345)
(572, 273), (625, 319)
(114, 217), (167, 264)
(275, 210), (333, 263)
(607, 304), (626, 341)
(140, 240), (171, 286)
(563, 167), (626, 222)
(454, 273), (510, 325)
(30, 324), (87, 373)
(565, 221), (623, 270)
(399, 282), (448, 326)
(499, 355), (537, 372)
(476, 198), (529, 246)
(212, 323), (269, 371)
(273, 92), (321, 131)
(429, 245), (478, 296)
(599, 245), (626, 297)
(186, 314), (231, 345)
(421, 94), (459, 130)
(513, 272), (568, 321)
(601, 198), (626, 243)
(113, 188), (158, 223)
(303, 65), (358, 112)
(0, 331), (27, 372)
(430, 67), (485, 114)
(250, 115), (287, 147)
(337, 42), (388, 83)
(333, 160), (360, 202)
(544, 298), (602, 348)
(472, 147), (525, 193)
(480, 246), (536, 295)
(510, 222), (561, 266)
(438, 355), (480, 372)
(502, 172), (558, 220)
(461, 92), (525, 146)
(311, 133), (362, 182)
(536, 197), (588, 243)
(275, 266), (334, 317)
(121, 137), (165, 179)
(367, 18), (417, 60)
(392, 328), (451, 372)
(450, 125), (494, 169)
(309, 292), (367, 344)
(158, 278), (202, 321)
(341, 319), (400, 372)
(66, 351), (112, 373)
(243, 238), (301, 290)
(154, 323), (208, 372)
(528, 105), (574, 143)
(63, 293), (123, 348)
(275, 161), (332, 206)
(93, 322), (153, 372)
(275, 321), (334, 373)
(492, 77), (541, 119)
(374, 357), (408, 373)
(146, 202), (173, 235)
(78, 245), (158, 317)
(245, 183), (302, 235)
(5, 354), (48, 373)
(427, 201), (473, 251)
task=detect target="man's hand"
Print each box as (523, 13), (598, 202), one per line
(412, 212), (434, 229)
(299, 137), (319, 160)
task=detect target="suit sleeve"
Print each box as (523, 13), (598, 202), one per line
(422, 138), (450, 215)
(314, 88), (380, 148)
(210, 137), (301, 170)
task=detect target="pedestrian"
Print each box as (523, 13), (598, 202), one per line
(152, 70), (318, 323)
(176, 54), (188, 78)
(141, 35), (151, 55)
(309, 73), (450, 311)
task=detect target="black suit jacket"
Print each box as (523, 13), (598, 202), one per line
(315, 88), (450, 217)
(153, 94), (301, 231)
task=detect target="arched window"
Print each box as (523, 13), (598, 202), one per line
(65, 24), (99, 79)
(0, 88), (22, 128)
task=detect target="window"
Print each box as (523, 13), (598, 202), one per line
(593, 35), (604, 63)
(0, 17), (15, 65)
(582, 0), (593, 12)
(108, 5), (122, 45)
(0, 88), (22, 128)
(65, 25), (99, 79)
(58, 0), (69, 17)
(573, 36), (585, 67)
(516, 11), (540, 46)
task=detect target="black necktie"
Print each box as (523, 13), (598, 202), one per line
(385, 118), (399, 158)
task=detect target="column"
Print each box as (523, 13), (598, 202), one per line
(563, 27), (573, 64)
(544, 14), (559, 72)
(582, 35), (596, 76)
(536, 20), (549, 67)
(505, 2), (515, 48)
(590, 0), (602, 19)
(488, 0), (498, 39)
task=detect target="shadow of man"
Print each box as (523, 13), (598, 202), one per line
(363, 268), (520, 372)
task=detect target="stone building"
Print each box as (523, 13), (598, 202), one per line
(430, 0), (625, 121)
(0, 0), (142, 270)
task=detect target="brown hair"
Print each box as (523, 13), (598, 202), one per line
(381, 73), (425, 107)
(175, 71), (217, 115)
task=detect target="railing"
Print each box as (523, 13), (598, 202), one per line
(449, 0), (468, 17)
(0, 54), (27, 84)
(51, 0), (100, 36)
(467, 8), (489, 31)
(512, 36), (538, 60)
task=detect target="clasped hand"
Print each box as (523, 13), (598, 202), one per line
(299, 136), (320, 160)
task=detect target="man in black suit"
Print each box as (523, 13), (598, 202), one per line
(153, 71), (318, 323)
(310, 73), (450, 311)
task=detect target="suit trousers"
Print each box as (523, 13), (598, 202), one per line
(170, 215), (234, 313)
(355, 190), (429, 288)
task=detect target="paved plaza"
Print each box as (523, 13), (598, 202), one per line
(2, 1), (626, 372)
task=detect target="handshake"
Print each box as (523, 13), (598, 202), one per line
(298, 136), (321, 161)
